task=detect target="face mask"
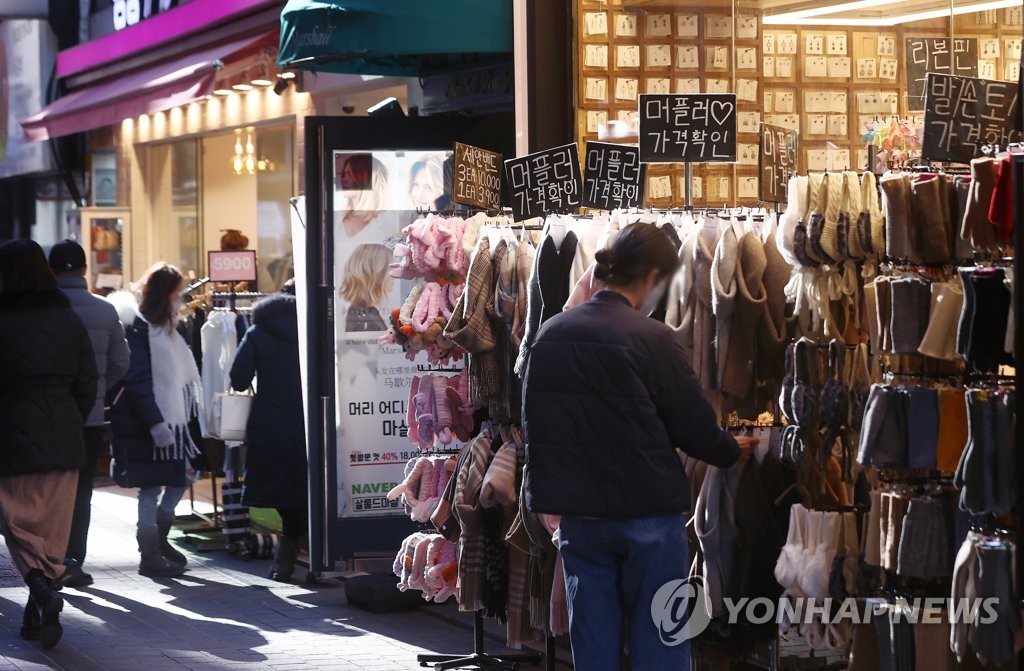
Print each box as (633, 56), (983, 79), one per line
(639, 278), (668, 316)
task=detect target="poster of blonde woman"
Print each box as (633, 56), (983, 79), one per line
(333, 150), (453, 517)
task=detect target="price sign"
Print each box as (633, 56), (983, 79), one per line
(759, 124), (799, 203)
(905, 37), (978, 109)
(922, 73), (1020, 164)
(639, 93), (737, 163)
(208, 250), (257, 282)
(453, 142), (502, 210)
(582, 142), (646, 210)
(503, 143), (583, 221)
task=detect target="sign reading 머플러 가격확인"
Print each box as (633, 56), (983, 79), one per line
(922, 73), (1020, 164)
(759, 124), (799, 204)
(639, 93), (737, 163)
(582, 141), (646, 210)
(503, 143), (583, 221)
(453, 142), (502, 210)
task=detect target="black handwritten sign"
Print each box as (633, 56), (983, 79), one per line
(453, 142), (502, 210)
(759, 124), (799, 203)
(922, 73), (1020, 164)
(582, 142), (646, 210)
(503, 143), (583, 221)
(639, 93), (737, 163)
(905, 37), (978, 109)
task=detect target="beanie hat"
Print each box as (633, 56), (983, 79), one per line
(909, 175), (952, 264)
(961, 157), (999, 251)
(889, 277), (931, 355)
(48, 239), (87, 272)
(880, 174), (911, 261)
(917, 281), (964, 360)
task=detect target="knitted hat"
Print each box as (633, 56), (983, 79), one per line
(880, 174), (911, 261)
(961, 157), (999, 251)
(777, 175), (809, 266)
(889, 277), (931, 355)
(917, 281), (964, 360)
(909, 175), (951, 264)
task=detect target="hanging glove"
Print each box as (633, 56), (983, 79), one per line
(150, 423), (175, 449)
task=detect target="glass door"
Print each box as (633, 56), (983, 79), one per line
(80, 207), (131, 295)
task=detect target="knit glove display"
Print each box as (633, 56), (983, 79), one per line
(150, 423), (175, 449)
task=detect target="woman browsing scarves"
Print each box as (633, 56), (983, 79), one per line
(521, 223), (752, 671)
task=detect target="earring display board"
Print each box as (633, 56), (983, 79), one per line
(576, 1), (1023, 206)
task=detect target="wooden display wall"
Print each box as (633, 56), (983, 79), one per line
(576, 0), (1023, 207)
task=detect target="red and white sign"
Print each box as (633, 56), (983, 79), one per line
(208, 250), (257, 282)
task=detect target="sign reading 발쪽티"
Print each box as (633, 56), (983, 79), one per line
(504, 143), (583, 221)
(639, 93), (737, 163)
(922, 72), (1020, 164)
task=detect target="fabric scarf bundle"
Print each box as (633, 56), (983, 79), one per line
(148, 319), (204, 461)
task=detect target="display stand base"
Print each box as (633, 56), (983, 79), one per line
(416, 611), (542, 670)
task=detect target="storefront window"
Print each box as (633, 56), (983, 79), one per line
(148, 139), (201, 277)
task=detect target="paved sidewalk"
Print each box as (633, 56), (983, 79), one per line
(0, 484), (560, 671)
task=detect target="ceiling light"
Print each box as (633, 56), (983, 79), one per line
(251, 78), (272, 86)
(763, 0), (1019, 25)
(213, 87), (232, 96)
(367, 97), (405, 118)
(273, 77), (291, 96)
(279, 71), (297, 80)
(232, 82), (254, 91)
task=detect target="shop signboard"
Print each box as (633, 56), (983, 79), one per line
(639, 93), (737, 163)
(453, 141), (502, 210)
(905, 37), (978, 110)
(0, 20), (56, 178)
(503, 143), (583, 221)
(332, 149), (457, 518)
(922, 73), (1019, 164)
(582, 141), (646, 210)
(759, 124), (798, 204)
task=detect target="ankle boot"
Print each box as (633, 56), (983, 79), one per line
(137, 528), (186, 578)
(155, 511), (187, 567)
(24, 570), (63, 649)
(20, 595), (40, 641)
(269, 535), (300, 582)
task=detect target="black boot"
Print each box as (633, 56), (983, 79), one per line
(269, 535), (299, 582)
(155, 511), (187, 567)
(137, 528), (186, 578)
(24, 570), (63, 649)
(20, 595), (40, 641)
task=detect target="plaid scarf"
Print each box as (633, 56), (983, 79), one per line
(454, 427), (494, 612)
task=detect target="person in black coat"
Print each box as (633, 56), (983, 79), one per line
(110, 264), (202, 579)
(521, 224), (754, 671)
(0, 239), (98, 650)
(230, 281), (308, 581)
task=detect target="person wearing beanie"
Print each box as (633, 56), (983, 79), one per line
(48, 240), (130, 589)
(522, 223), (749, 671)
(881, 173), (912, 261)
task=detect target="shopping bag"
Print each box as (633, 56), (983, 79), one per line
(210, 390), (253, 441)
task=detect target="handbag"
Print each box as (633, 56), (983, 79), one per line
(210, 389), (253, 441)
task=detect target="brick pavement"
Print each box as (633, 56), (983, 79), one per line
(0, 485), (563, 671)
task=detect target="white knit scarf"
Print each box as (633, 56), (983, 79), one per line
(148, 319), (203, 461)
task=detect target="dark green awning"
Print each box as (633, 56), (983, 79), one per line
(278, 0), (513, 76)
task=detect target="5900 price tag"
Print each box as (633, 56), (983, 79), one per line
(208, 250), (257, 282)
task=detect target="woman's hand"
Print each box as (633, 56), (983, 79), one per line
(735, 434), (760, 459)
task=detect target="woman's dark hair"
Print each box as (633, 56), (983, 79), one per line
(593, 223), (680, 286)
(139, 264), (183, 328)
(0, 239), (56, 295)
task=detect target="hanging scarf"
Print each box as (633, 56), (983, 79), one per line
(148, 318), (204, 462)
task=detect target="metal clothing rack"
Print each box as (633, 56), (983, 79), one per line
(416, 611), (543, 670)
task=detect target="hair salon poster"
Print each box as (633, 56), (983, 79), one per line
(333, 149), (457, 517)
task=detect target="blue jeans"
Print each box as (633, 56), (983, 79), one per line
(137, 486), (187, 530)
(558, 514), (691, 671)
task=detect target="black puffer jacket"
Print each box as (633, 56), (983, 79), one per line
(0, 289), (97, 476)
(522, 290), (740, 519)
(230, 294), (307, 510)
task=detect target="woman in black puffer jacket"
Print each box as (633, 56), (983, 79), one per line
(0, 239), (97, 650)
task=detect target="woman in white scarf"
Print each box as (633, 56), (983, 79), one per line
(109, 265), (203, 579)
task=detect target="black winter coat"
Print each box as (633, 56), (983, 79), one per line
(0, 289), (97, 476)
(522, 290), (740, 519)
(110, 317), (189, 488)
(230, 294), (307, 510)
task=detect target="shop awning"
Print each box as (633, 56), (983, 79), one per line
(277, 0), (512, 76)
(21, 33), (272, 142)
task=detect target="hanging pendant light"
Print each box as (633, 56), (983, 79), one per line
(231, 129), (244, 174)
